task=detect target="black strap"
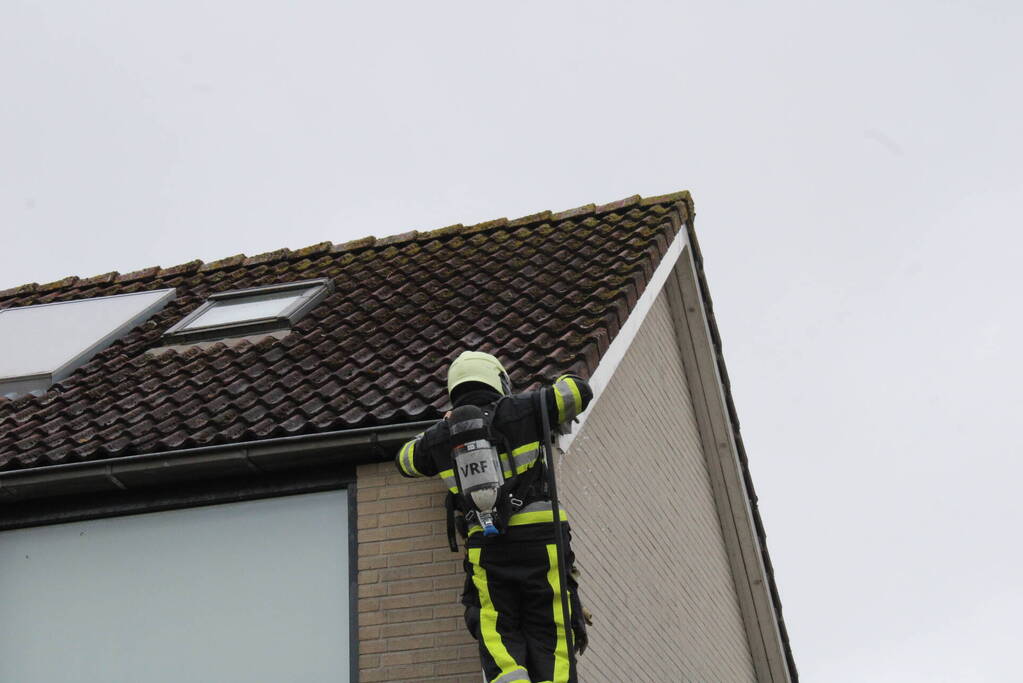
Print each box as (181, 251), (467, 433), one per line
(444, 491), (459, 553)
(509, 457), (545, 505)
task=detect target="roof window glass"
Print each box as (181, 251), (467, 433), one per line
(0, 289), (176, 398)
(163, 278), (333, 344)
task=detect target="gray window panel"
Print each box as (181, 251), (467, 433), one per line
(184, 290), (306, 329)
(0, 289), (175, 398)
(163, 278), (333, 344)
(0, 489), (350, 683)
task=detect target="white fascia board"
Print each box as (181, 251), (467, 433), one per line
(558, 225), (689, 455)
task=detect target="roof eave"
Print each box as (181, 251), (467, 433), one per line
(0, 421), (433, 505)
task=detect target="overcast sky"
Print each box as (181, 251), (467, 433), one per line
(2, 1), (1021, 680)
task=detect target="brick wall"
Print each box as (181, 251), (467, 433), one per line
(558, 290), (757, 682)
(355, 462), (482, 682)
(355, 289), (755, 682)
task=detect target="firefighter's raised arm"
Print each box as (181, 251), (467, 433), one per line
(545, 374), (593, 425)
(395, 420), (448, 478)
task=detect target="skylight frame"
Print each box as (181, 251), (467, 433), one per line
(162, 278), (334, 344)
(0, 288), (176, 398)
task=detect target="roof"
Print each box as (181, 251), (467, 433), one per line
(0, 189), (796, 679)
(0, 192), (689, 472)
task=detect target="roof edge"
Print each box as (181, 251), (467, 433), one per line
(0, 190), (693, 299)
(666, 220), (798, 681)
(0, 421), (433, 504)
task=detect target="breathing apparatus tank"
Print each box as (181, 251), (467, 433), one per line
(449, 404), (505, 536)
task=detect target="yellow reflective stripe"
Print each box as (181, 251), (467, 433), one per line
(398, 440), (422, 477)
(512, 441), (539, 456)
(553, 384), (566, 423)
(510, 509), (567, 526)
(467, 509), (567, 536)
(397, 441), (410, 475)
(499, 452), (513, 479)
(440, 469), (458, 494)
(553, 377), (581, 422)
(469, 548), (521, 678)
(546, 544), (571, 683)
(564, 377), (583, 416)
(511, 441), (540, 474)
(515, 458), (537, 475)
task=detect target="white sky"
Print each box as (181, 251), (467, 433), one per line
(2, 1), (1021, 680)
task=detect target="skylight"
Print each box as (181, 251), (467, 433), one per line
(0, 289), (176, 398)
(163, 278), (333, 344)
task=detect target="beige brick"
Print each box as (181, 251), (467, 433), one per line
(432, 573), (464, 590)
(384, 522), (434, 540)
(557, 292), (757, 682)
(378, 538), (416, 555)
(359, 611), (386, 627)
(354, 296), (760, 681)
(383, 494), (438, 512)
(361, 638), (387, 655)
(359, 554), (387, 571)
(431, 602), (463, 619)
(434, 632), (474, 648)
(435, 658), (482, 675)
(360, 582), (387, 598)
(386, 635), (436, 652)
(386, 578), (435, 597)
(379, 618), (458, 638)
(386, 549), (434, 567)
(385, 606), (435, 624)
(379, 563), (450, 582)
(379, 510), (410, 526)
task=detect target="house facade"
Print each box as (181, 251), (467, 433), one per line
(0, 192), (796, 682)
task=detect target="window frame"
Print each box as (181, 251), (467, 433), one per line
(162, 278), (334, 344)
(0, 288), (176, 397)
(0, 464), (360, 683)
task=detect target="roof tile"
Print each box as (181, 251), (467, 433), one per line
(0, 191), (691, 471)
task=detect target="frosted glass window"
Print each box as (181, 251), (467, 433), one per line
(184, 290), (305, 329)
(0, 489), (350, 683)
(0, 289), (175, 397)
(163, 279), (332, 344)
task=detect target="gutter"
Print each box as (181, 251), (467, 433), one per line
(0, 421), (434, 503)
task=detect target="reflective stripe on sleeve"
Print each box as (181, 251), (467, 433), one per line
(398, 439), (422, 477)
(439, 469), (459, 494)
(499, 452), (513, 479)
(510, 441), (540, 474)
(553, 384), (567, 423)
(553, 377), (581, 423)
(564, 377), (582, 416)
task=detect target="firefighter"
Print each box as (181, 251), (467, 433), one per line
(395, 350), (592, 683)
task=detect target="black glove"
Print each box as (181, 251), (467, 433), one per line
(572, 614), (588, 655)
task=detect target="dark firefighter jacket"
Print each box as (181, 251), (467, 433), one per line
(395, 375), (593, 543)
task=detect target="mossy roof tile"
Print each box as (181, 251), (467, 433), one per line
(0, 190), (690, 471)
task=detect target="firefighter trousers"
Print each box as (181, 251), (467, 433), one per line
(463, 531), (579, 683)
